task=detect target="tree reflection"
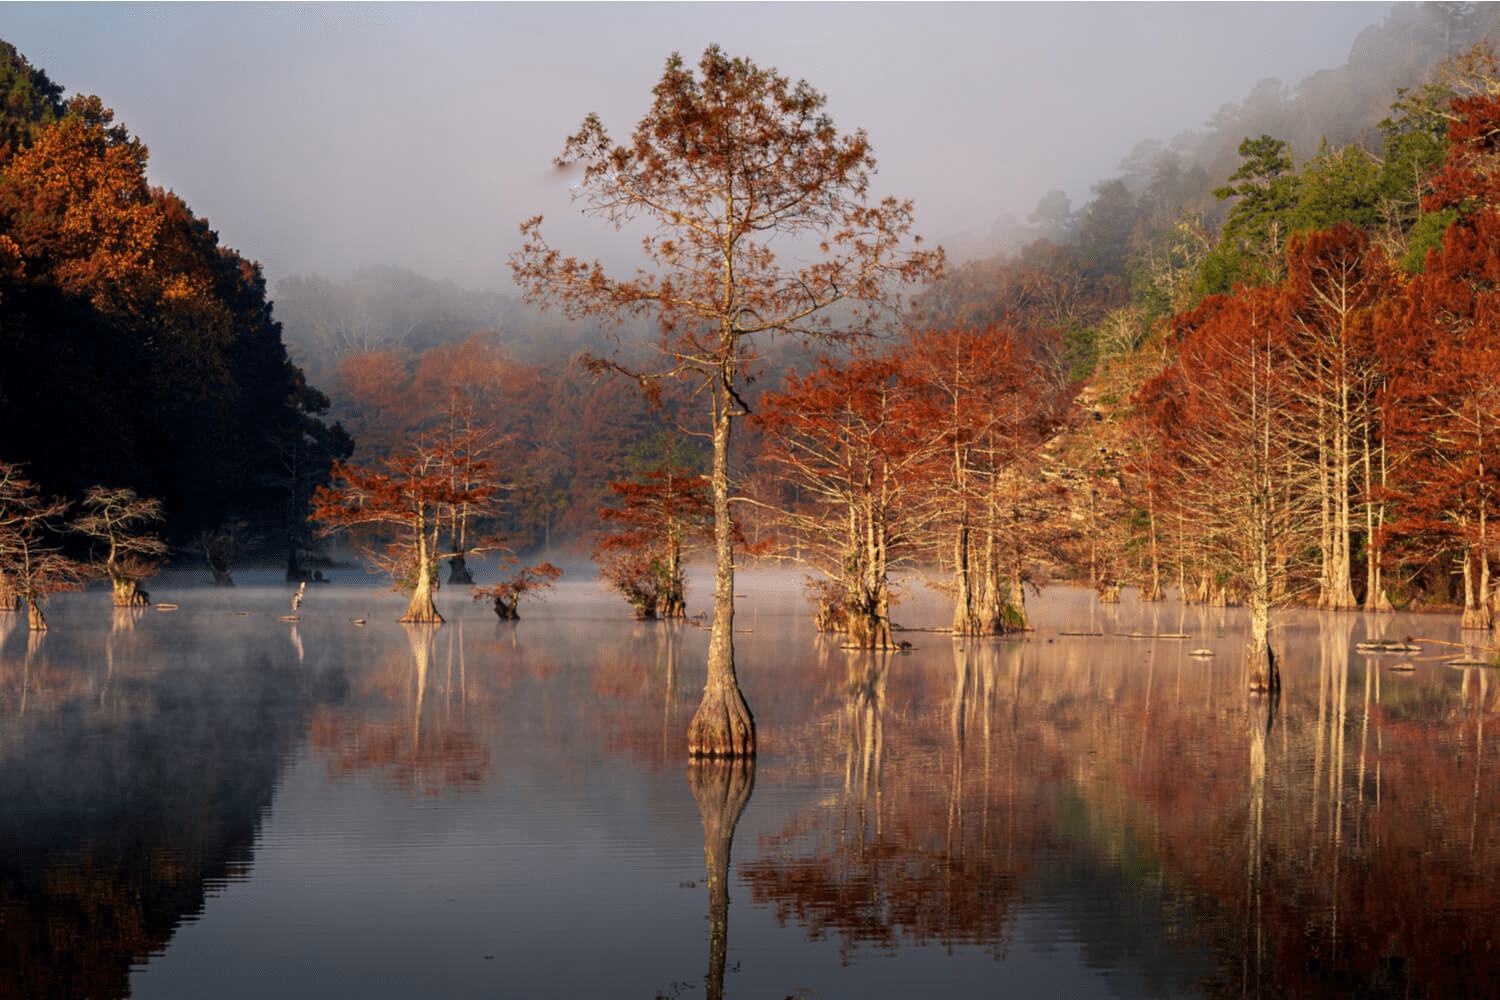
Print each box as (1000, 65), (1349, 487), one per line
(0, 616), (315, 999)
(688, 757), (755, 1000)
(734, 608), (1500, 996)
(308, 621), (492, 793)
(741, 640), (1030, 958)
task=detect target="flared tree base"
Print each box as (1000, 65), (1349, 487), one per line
(111, 576), (150, 608)
(1248, 646), (1281, 694)
(1461, 604), (1492, 630)
(845, 612), (895, 649)
(400, 591), (444, 625)
(688, 683), (756, 758)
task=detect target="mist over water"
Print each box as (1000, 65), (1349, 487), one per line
(2, 571), (1497, 998)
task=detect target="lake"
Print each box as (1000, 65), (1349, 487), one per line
(1, 566), (1497, 999)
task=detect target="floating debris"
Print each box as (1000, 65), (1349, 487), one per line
(1356, 640), (1422, 653)
(278, 614), (300, 622)
(351, 617), (366, 626)
(152, 603), (178, 611)
(1059, 631), (1103, 636)
(232, 611), (249, 616)
(1121, 632), (1189, 639)
(1389, 662), (1416, 672)
(1189, 648), (1214, 658)
(1447, 657), (1489, 668)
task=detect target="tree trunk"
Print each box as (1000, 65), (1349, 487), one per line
(688, 758), (755, 1000)
(401, 525), (444, 624)
(110, 574), (150, 608)
(447, 554), (474, 585)
(688, 376), (754, 758)
(1461, 548), (1491, 630)
(951, 516), (982, 635)
(661, 541), (687, 619)
(846, 510), (895, 649)
(26, 597), (46, 631)
(1009, 564), (1031, 630)
(286, 548), (307, 583)
(1143, 495), (1164, 601)
(0, 574), (22, 612)
(1361, 424), (1393, 612)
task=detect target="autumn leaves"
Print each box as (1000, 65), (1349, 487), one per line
(755, 326), (1065, 648)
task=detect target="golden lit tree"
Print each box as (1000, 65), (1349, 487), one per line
(312, 443), (499, 624)
(73, 486), (168, 607)
(512, 46), (942, 756)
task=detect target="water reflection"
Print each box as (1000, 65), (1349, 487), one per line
(3, 581), (1500, 998)
(742, 638), (1028, 959)
(0, 599), (320, 999)
(688, 758), (755, 1000)
(307, 619), (491, 794)
(743, 602), (1500, 996)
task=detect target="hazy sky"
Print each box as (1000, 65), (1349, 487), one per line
(0, 2), (1395, 291)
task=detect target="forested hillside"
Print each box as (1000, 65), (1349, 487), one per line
(0, 42), (349, 569)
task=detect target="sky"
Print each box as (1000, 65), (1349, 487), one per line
(0, 2), (1397, 292)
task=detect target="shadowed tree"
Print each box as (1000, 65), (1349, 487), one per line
(512, 46), (941, 756)
(0, 462), (87, 630)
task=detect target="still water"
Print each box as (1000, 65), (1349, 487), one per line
(1, 567), (1496, 998)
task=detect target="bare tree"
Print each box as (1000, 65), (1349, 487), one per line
(74, 486), (168, 607)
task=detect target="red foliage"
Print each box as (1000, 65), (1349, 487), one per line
(592, 465), (711, 619)
(472, 560), (563, 620)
